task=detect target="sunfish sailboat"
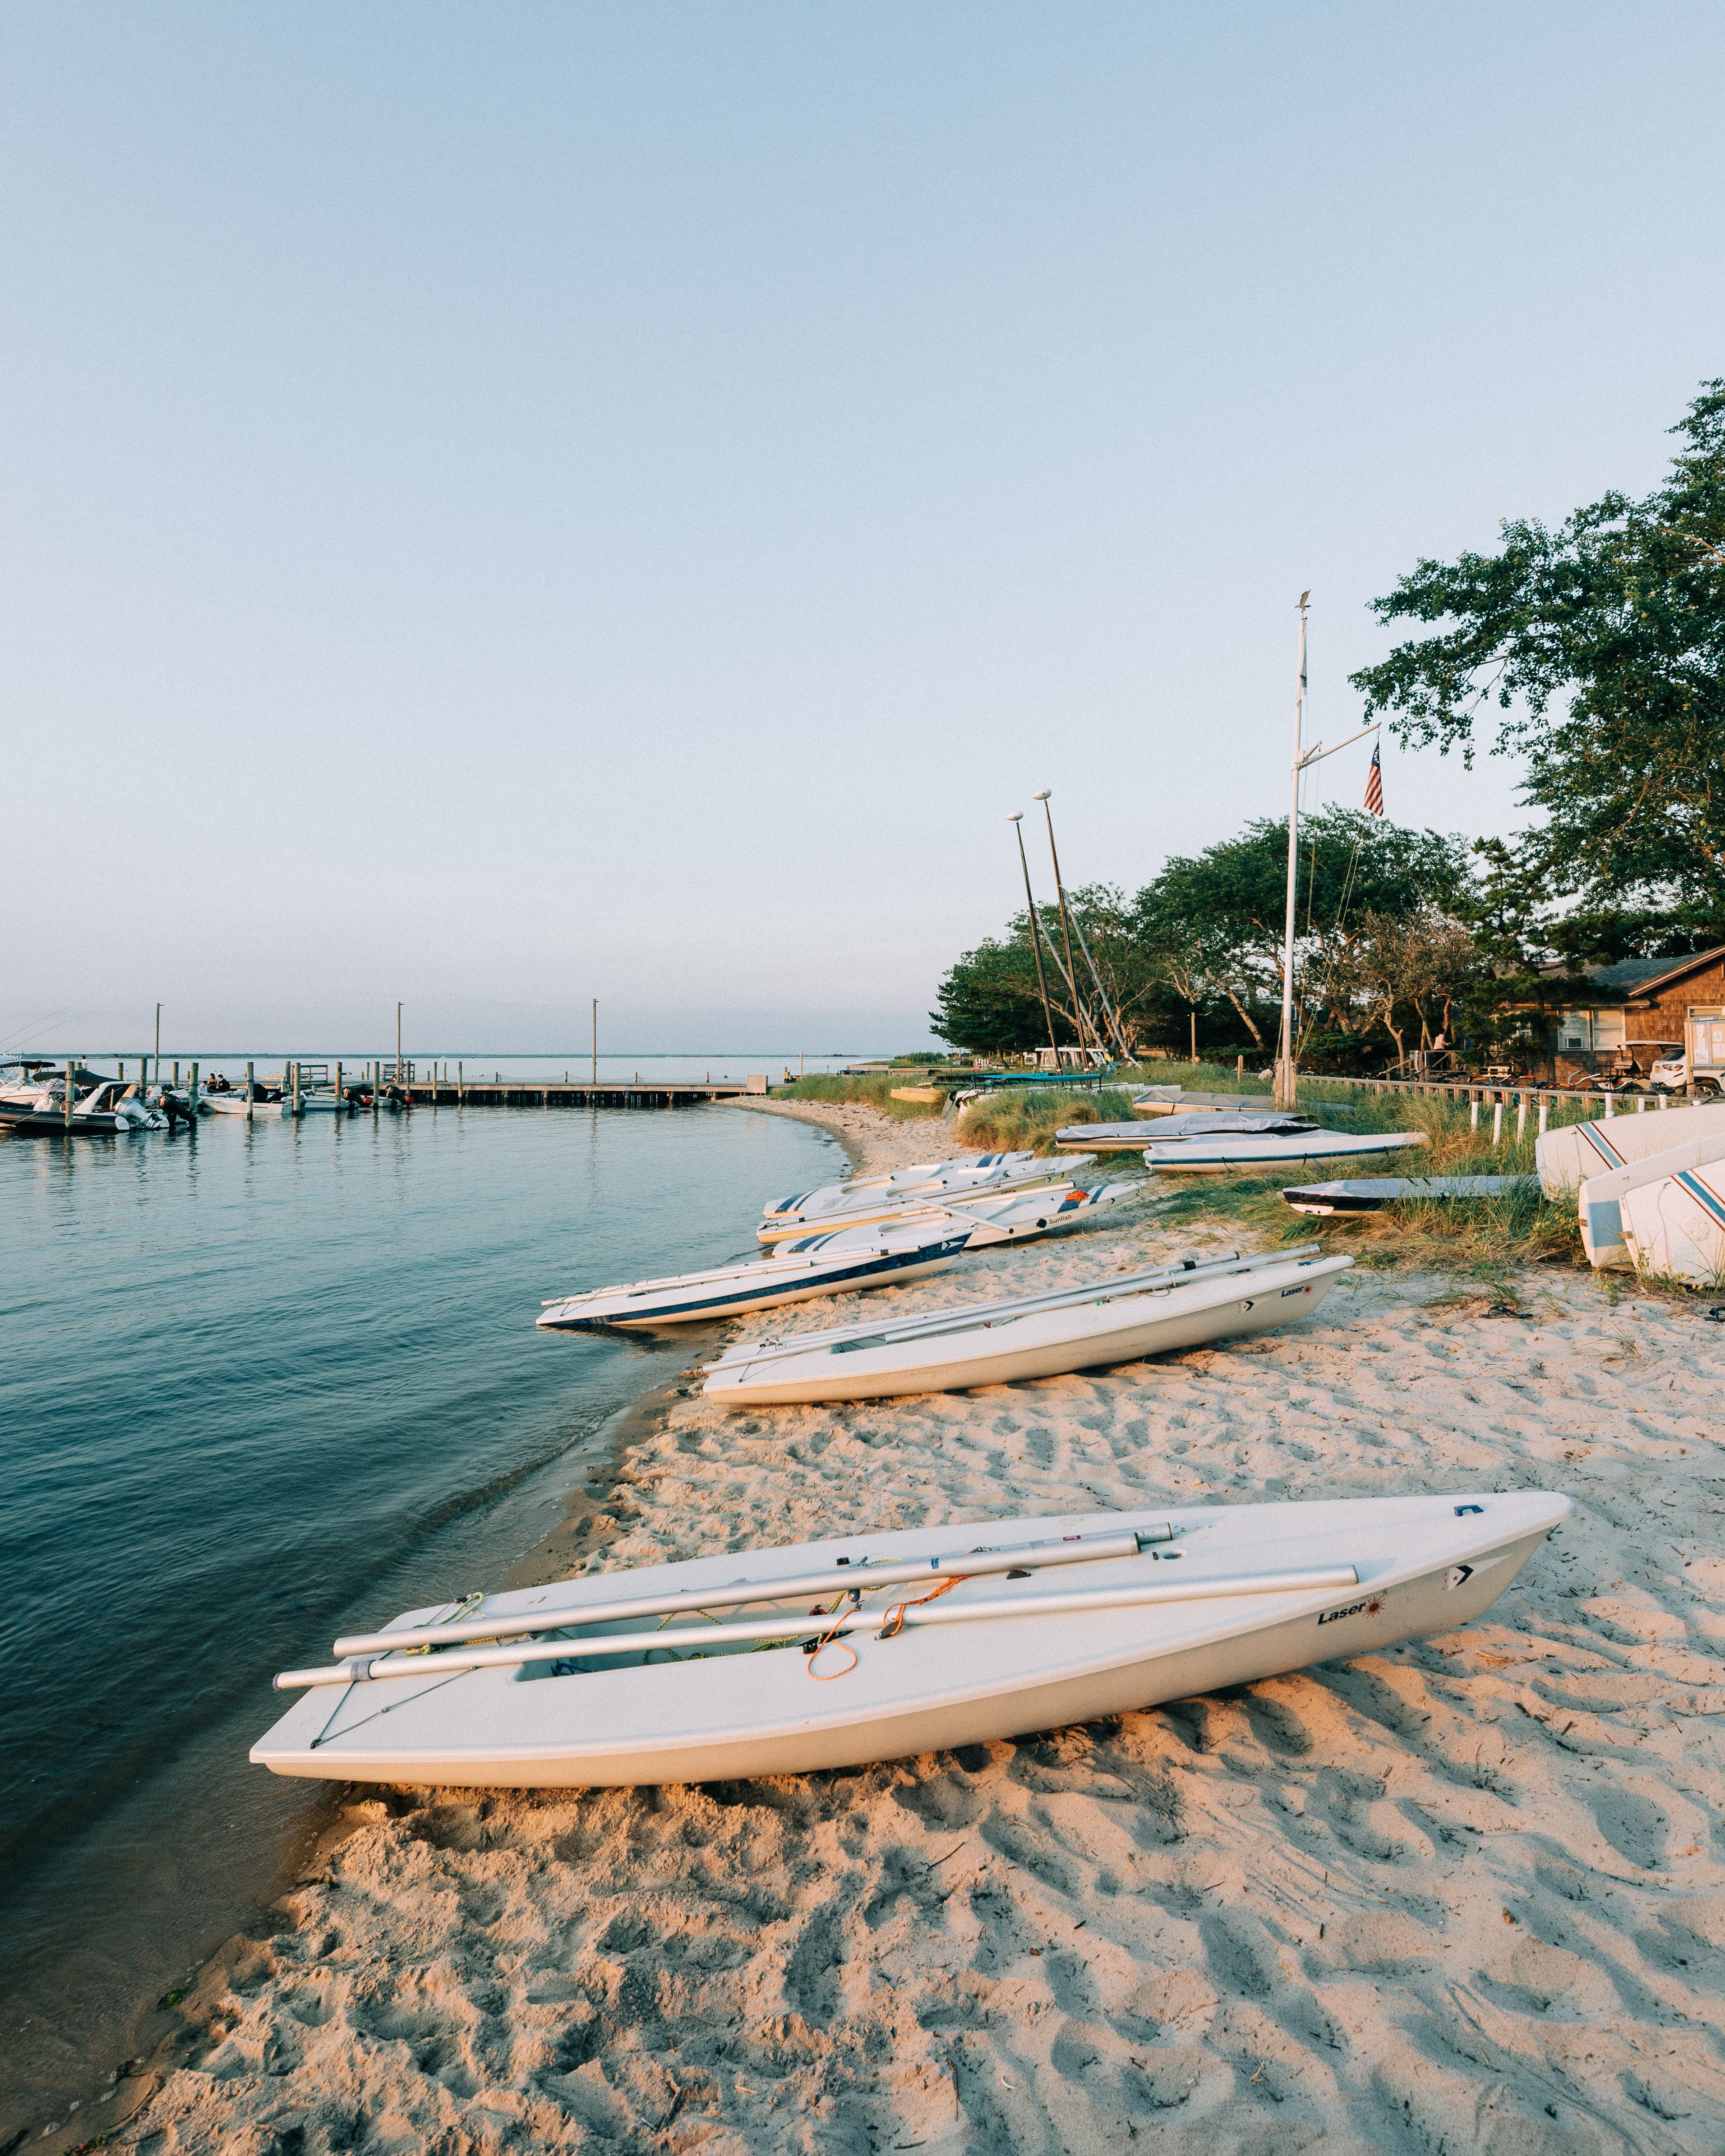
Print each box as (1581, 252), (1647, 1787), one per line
(537, 1224), (972, 1331)
(757, 1152), (1093, 1244)
(854, 1175), (1141, 1248)
(1055, 1110), (1309, 1153)
(702, 1244), (1352, 1405)
(1141, 1126), (1429, 1175)
(1575, 1128), (1725, 1268)
(251, 1489), (1570, 1789)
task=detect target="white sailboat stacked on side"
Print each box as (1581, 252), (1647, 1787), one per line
(757, 1152), (1095, 1244)
(1619, 1158), (1725, 1284)
(1534, 1095), (1725, 1196)
(251, 1489), (1570, 1789)
(702, 1244), (1352, 1405)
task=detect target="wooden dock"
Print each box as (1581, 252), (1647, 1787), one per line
(400, 1078), (755, 1110)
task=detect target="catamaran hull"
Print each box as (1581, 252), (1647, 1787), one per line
(703, 1254), (1351, 1405)
(249, 1492), (1566, 1788)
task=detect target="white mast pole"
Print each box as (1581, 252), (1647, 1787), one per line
(1276, 593), (1309, 1111)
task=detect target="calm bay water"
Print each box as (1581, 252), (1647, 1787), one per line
(0, 1097), (839, 2128)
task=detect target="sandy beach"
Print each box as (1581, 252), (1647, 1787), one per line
(94, 1100), (1725, 2154)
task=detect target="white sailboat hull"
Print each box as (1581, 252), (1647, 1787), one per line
(1621, 1161), (1725, 1285)
(1144, 1129), (1429, 1174)
(703, 1252), (1351, 1405)
(1536, 1096), (1725, 1196)
(1577, 1129), (1725, 1267)
(538, 1230), (971, 1329)
(756, 1156), (1093, 1243)
(249, 1491), (1568, 1789)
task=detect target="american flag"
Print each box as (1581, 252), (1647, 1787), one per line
(1364, 740), (1384, 815)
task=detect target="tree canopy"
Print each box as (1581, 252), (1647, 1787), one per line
(932, 811), (1474, 1061)
(1351, 381), (1725, 936)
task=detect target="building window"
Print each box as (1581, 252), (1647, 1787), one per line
(1557, 1011), (1590, 1050)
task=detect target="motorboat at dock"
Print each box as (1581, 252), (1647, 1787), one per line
(0, 1064), (168, 1134)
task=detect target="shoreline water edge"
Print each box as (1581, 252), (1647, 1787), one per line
(29, 1096), (1725, 2152)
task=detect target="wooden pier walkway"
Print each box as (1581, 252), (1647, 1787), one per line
(401, 1078), (756, 1110)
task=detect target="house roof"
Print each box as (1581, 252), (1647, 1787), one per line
(1617, 944), (1725, 1000)
(1540, 944), (1725, 1002)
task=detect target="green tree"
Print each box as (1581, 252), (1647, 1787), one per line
(1134, 807), (1471, 1048)
(1351, 380), (1725, 931)
(929, 935), (1055, 1055)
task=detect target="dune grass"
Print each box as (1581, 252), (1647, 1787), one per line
(770, 1071), (953, 1121)
(953, 1086), (1141, 1154)
(1135, 1085), (1587, 1283)
(772, 1057), (1687, 1286)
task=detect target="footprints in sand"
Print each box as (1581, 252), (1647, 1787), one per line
(123, 1256), (1725, 2154)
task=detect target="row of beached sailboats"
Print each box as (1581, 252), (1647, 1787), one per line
(251, 1091), (1571, 1789)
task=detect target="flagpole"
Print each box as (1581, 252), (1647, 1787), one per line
(1276, 595), (1309, 1110)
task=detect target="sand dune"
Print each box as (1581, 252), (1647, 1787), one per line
(113, 1101), (1725, 2153)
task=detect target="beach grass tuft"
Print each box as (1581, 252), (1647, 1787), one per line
(770, 1071), (954, 1120)
(954, 1086), (1141, 1154)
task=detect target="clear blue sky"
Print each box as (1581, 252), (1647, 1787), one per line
(5, 4), (1722, 1055)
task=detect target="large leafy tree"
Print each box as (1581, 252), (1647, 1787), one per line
(1351, 381), (1725, 931)
(929, 935), (1056, 1055)
(1134, 807), (1471, 1045)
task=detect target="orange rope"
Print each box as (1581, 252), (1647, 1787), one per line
(878, 1574), (964, 1640)
(803, 1571), (972, 1680)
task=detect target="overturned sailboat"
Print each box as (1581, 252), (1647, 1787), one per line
(1282, 1173), (1536, 1216)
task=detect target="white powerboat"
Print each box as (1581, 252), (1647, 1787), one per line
(702, 1244), (1352, 1406)
(0, 1066), (166, 1133)
(757, 1152), (1094, 1244)
(250, 1489), (1569, 1789)
(200, 1088), (288, 1119)
(537, 1224), (972, 1331)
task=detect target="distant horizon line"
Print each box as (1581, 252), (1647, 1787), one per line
(12, 1048), (923, 1062)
